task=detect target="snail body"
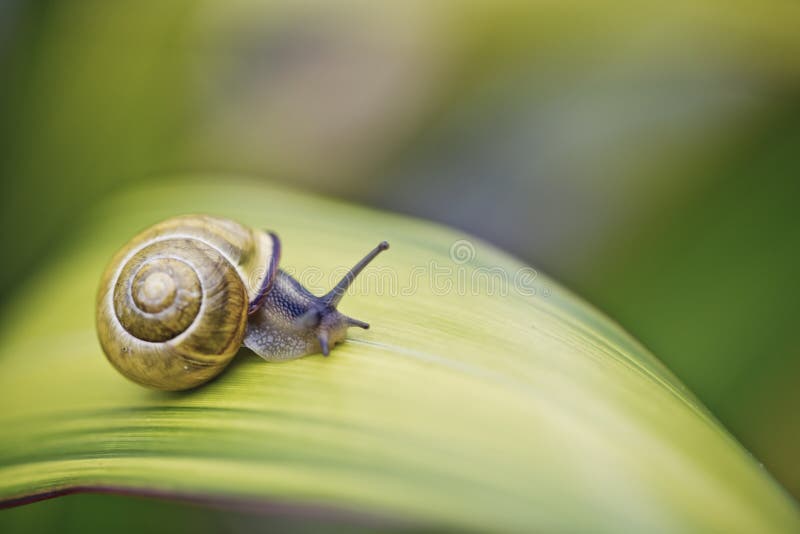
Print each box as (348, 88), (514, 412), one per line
(96, 215), (388, 391)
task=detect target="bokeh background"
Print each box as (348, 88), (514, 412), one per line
(1, 0), (799, 530)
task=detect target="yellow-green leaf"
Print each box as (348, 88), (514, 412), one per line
(0, 177), (797, 532)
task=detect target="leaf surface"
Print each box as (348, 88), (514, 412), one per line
(0, 178), (797, 531)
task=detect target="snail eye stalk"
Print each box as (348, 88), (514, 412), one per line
(324, 241), (390, 307)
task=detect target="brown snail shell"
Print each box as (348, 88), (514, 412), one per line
(96, 215), (278, 390)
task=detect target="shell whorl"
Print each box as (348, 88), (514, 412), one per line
(96, 215), (279, 390)
(115, 250), (202, 342)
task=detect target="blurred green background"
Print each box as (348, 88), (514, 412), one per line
(1, 0), (798, 529)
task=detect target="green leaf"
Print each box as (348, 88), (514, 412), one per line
(0, 177), (797, 531)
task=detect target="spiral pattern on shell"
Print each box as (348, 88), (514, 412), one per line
(96, 215), (279, 390)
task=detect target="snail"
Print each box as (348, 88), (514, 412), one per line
(96, 214), (389, 391)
